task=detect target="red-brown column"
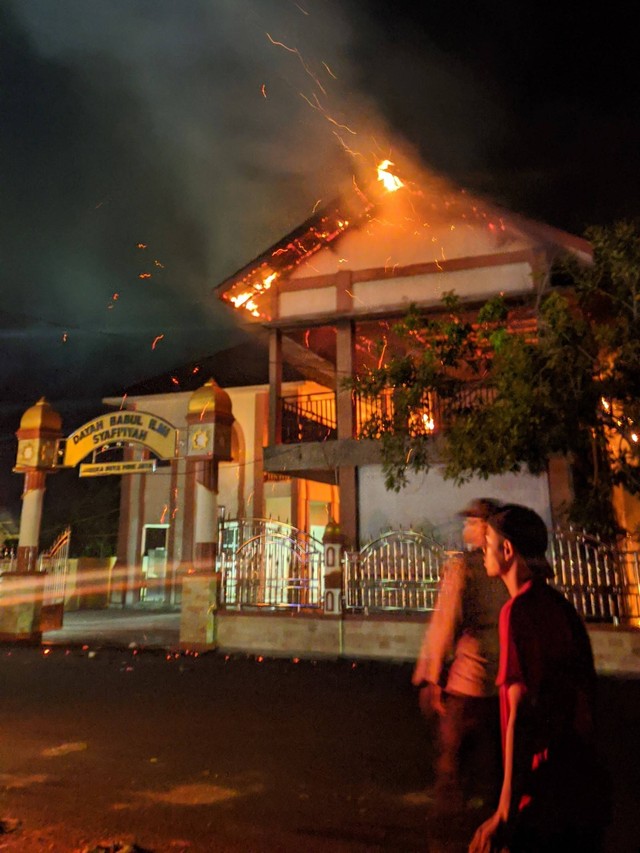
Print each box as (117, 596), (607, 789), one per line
(17, 469), (46, 572)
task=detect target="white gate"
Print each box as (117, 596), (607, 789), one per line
(219, 519), (323, 609)
(39, 526), (71, 630)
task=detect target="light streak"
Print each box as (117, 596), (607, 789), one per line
(151, 334), (164, 350)
(332, 131), (361, 157)
(299, 92), (356, 134)
(119, 394), (127, 410)
(312, 199), (322, 214)
(377, 338), (388, 370)
(261, 83), (267, 98)
(322, 61), (337, 79)
(266, 33), (327, 95)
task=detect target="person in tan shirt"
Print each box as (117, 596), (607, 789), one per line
(413, 498), (509, 811)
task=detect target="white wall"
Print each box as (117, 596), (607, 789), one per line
(358, 464), (552, 547)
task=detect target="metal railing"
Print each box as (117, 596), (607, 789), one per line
(217, 518), (640, 624)
(342, 530), (446, 613)
(0, 551), (17, 573)
(279, 385), (497, 443)
(342, 527), (640, 624)
(281, 392), (337, 443)
(39, 526), (71, 608)
(551, 530), (640, 624)
(219, 518), (324, 610)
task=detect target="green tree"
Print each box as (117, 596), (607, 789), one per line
(350, 220), (640, 539)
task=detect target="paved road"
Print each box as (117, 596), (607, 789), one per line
(0, 646), (636, 852)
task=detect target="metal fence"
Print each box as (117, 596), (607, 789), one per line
(217, 518), (640, 624)
(342, 528), (640, 625)
(39, 526), (71, 631)
(342, 530), (446, 613)
(220, 518), (324, 609)
(551, 530), (640, 624)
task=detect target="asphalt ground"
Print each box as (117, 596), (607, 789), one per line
(0, 643), (636, 853)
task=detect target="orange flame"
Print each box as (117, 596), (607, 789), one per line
(377, 160), (404, 193)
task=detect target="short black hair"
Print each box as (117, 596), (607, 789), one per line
(487, 503), (554, 578)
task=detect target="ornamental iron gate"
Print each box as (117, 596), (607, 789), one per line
(219, 519), (323, 609)
(342, 529), (446, 613)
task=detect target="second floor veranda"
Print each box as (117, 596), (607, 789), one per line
(277, 384), (495, 444)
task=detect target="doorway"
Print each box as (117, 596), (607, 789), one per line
(141, 524), (169, 603)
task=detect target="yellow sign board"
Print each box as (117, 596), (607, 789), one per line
(64, 411), (176, 468)
(80, 460), (157, 477)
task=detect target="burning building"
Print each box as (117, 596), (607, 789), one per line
(107, 164), (593, 606)
(214, 164), (591, 548)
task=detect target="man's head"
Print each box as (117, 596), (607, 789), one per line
(458, 497), (502, 549)
(483, 503), (554, 580)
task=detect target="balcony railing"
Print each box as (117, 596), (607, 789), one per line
(279, 385), (496, 443)
(281, 392), (337, 443)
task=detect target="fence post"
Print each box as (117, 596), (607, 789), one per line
(323, 519), (345, 615)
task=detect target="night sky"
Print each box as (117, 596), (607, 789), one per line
(2, 0), (639, 510)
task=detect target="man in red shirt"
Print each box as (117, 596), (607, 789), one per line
(469, 504), (610, 852)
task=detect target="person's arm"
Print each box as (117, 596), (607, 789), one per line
(469, 682), (525, 853)
(412, 556), (464, 713)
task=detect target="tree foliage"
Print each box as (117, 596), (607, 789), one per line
(350, 220), (640, 539)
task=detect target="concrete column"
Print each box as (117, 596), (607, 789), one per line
(338, 466), (359, 549)
(336, 319), (355, 440)
(268, 328), (283, 446)
(181, 458), (197, 570)
(17, 469), (46, 572)
(194, 460), (218, 571)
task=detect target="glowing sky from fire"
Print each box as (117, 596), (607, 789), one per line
(0, 0), (638, 451)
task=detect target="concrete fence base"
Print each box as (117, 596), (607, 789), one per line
(199, 610), (640, 677)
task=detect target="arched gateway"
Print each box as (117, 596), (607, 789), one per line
(12, 381), (234, 639)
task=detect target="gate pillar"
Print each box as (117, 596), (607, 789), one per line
(14, 399), (62, 572)
(184, 378), (234, 572)
(180, 379), (234, 649)
(323, 519), (345, 615)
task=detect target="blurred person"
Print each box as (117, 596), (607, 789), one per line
(413, 498), (509, 811)
(470, 504), (610, 853)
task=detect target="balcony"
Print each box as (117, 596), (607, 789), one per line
(279, 385), (495, 444)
